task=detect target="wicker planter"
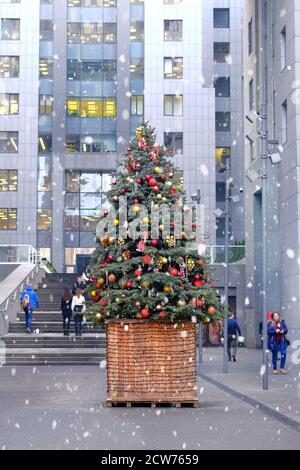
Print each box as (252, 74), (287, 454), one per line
(106, 320), (198, 406)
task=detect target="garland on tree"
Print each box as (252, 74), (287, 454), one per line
(87, 123), (223, 324)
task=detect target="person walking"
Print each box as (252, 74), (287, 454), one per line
(61, 287), (73, 336)
(20, 284), (40, 334)
(268, 312), (289, 375)
(227, 312), (242, 362)
(71, 288), (86, 337)
(72, 275), (86, 295)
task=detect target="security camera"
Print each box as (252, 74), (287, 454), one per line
(239, 187), (244, 193)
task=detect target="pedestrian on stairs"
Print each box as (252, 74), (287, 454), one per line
(61, 287), (73, 336)
(71, 288), (86, 337)
(20, 284), (40, 334)
(72, 275), (86, 295)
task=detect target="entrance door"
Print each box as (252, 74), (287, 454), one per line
(76, 254), (92, 274)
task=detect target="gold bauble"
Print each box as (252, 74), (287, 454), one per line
(132, 205), (140, 213)
(113, 219), (119, 227)
(177, 299), (186, 307)
(159, 224), (164, 232)
(154, 167), (162, 174)
(165, 181), (172, 188)
(118, 237), (125, 246)
(142, 216), (149, 224)
(156, 194), (163, 201)
(109, 237), (115, 245)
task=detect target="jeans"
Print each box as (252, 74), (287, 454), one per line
(25, 309), (33, 329)
(63, 315), (71, 335)
(272, 348), (287, 370)
(227, 335), (238, 359)
(74, 315), (83, 336)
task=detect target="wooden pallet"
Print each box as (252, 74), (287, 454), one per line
(106, 399), (199, 408)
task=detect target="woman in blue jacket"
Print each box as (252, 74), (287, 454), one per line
(267, 312), (288, 374)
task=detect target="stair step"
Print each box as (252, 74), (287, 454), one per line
(2, 333), (105, 348)
(9, 321), (103, 333)
(3, 348), (105, 365)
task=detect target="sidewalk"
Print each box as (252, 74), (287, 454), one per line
(199, 347), (300, 425)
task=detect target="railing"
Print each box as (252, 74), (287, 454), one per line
(189, 244), (246, 264)
(0, 245), (40, 264)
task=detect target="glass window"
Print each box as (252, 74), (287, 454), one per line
(282, 100), (287, 144)
(130, 21), (144, 41)
(67, 98), (80, 116)
(248, 18), (253, 55)
(68, 0), (81, 5)
(0, 170), (18, 191)
(164, 57), (183, 79)
(164, 132), (183, 154)
(215, 147), (231, 165)
(67, 59), (81, 81)
(131, 95), (143, 115)
(103, 98), (116, 117)
(65, 210), (80, 231)
(66, 134), (80, 153)
(80, 210), (98, 232)
(40, 20), (53, 41)
(38, 156), (52, 191)
(0, 208), (17, 230)
(103, 60), (117, 81)
(37, 209), (52, 231)
(249, 79), (254, 111)
(65, 171), (80, 193)
(39, 58), (53, 79)
(0, 131), (18, 153)
(214, 77), (230, 97)
(1, 19), (20, 40)
(38, 134), (52, 153)
(81, 99), (102, 117)
(80, 193), (102, 210)
(0, 56), (19, 78)
(104, 23), (117, 43)
(0, 94), (19, 115)
(164, 20), (182, 41)
(214, 42), (230, 63)
(39, 95), (53, 114)
(80, 173), (102, 193)
(164, 0), (182, 3)
(82, 22), (103, 43)
(102, 134), (116, 152)
(164, 95), (183, 116)
(104, 0), (117, 5)
(82, 61), (103, 81)
(67, 23), (81, 43)
(215, 112), (231, 132)
(130, 57), (144, 79)
(213, 8), (230, 28)
(81, 135), (102, 152)
(216, 182), (226, 202)
(281, 27), (286, 71)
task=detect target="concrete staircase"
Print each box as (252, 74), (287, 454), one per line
(1, 273), (106, 365)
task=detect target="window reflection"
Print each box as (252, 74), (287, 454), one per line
(1, 19), (20, 41)
(0, 132), (18, 153)
(0, 56), (19, 78)
(38, 209), (52, 231)
(0, 94), (19, 115)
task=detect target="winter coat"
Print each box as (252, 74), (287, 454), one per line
(267, 320), (288, 352)
(71, 295), (86, 315)
(61, 297), (73, 318)
(228, 318), (241, 337)
(72, 281), (86, 295)
(20, 286), (40, 310)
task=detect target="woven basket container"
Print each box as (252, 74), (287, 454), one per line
(106, 320), (198, 404)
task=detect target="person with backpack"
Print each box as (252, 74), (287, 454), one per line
(226, 312), (242, 362)
(20, 284), (40, 334)
(61, 287), (73, 336)
(268, 312), (289, 374)
(71, 288), (86, 337)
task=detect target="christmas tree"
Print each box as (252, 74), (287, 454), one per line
(88, 123), (222, 324)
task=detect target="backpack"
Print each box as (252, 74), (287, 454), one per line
(21, 293), (30, 310)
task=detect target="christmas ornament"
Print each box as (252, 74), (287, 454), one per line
(100, 297), (109, 307)
(108, 274), (116, 283)
(91, 290), (98, 298)
(169, 268), (179, 277)
(151, 239), (159, 247)
(142, 216), (149, 224)
(122, 250), (131, 261)
(113, 219), (119, 226)
(156, 194), (163, 201)
(132, 205), (140, 213)
(118, 238), (125, 246)
(159, 311), (168, 319)
(140, 279), (150, 289)
(154, 167), (162, 174)
(193, 279), (205, 287)
(208, 306), (216, 315)
(97, 277), (105, 286)
(107, 254), (114, 262)
(134, 268), (143, 277)
(179, 266), (185, 277)
(148, 178), (158, 187)
(118, 279), (127, 289)
(142, 254), (152, 265)
(187, 258), (195, 271)
(136, 240), (146, 252)
(166, 235), (175, 247)
(177, 299), (186, 307)
(93, 295), (101, 303)
(125, 280), (133, 289)
(140, 308), (150, 319)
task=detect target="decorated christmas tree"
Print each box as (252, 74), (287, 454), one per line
(88, 123), (222, 324)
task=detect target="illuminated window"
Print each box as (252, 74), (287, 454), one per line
(164, 95), (183, 116)
(81, 135), (102, 152)
(130, 58), (144, 79)
(66, 135), (80, 153)
(104, 23), (117, 43)
(0, 170), (18, 191)
(103, 98), (116, 117)
(0, 208), (17, 230)
(67, 22), (81, 43)
(39, 95), (53, 114)
(215, 147), (231, 165)
(1, 19), (20, 40)
(81, 22), (103, 43)
(37, 209), (52, 231)
(81, 99), (102, 117)
(164, 57), (183, 79)
(38, 134), (52, 153)
(130, 21), (144, 41)
(0, 132), (18, 153)
(131, 96), (143, 115)
(0, 56), (19, 78)
(0, 94), (19, 115)
(164, 20), (182, 41)
(39, 58), (53, 78)
(67, 98), (80, 116)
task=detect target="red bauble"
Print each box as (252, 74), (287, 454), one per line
(211, 283), (217, 289)
(170, 188), (177, 195)
(153, 186), (159, 193)
(195, 274), (200, 280)
(148, 178), (158, 187)
(125, 280), (133, 289)
(142, 254), (152, 265)
(169, 268), (179, 277)
(134, 269), (143, 277)
(103, 210), (108, 217)
(136, 164), (142, 171)
(208, 306), (216, 315)
(133, 199), (139, 204)
(193, 280), (205, 287)
(90, 275), (96, 282)
(107, 254), (114, 262)
(159, 311), (168, 319)
(93, 295), (101, 303)
(196, 299), (205, 308)
(121, 188), (126, 193)
(100, 298), (109, 307)
(145, 175), (151, 182)
(108, 274), (116, 283)
(197, 259), (206, 267)
(151, 239), (159, 247)
(140, 308), (150, 319)
(136, 178), (142, 184)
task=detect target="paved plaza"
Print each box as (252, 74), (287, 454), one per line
(0, 348), (299, 450)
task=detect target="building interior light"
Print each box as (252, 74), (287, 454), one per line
(39, 137), (46, 151)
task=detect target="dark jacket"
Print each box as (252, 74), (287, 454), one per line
(72, 281), (86, 295)
(61, 297), (73, 317)
(228, 318), (241, 337)
(268, 320), (288, 352)
(20, 286), (40, 310)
